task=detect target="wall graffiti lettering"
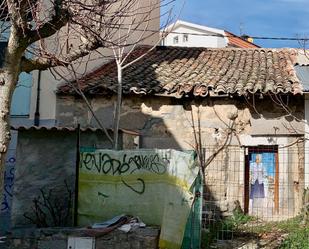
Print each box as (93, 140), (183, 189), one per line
(6, 157), (16, 164)
(121, 178), (145, 195)
(97, 192), (109, 205)
(78, 149), (198, 246)
(1, 159), (15, 213)
(98, 192), (109, 198)
(80, 153), (168, 175)
(80, 152), (169, 194)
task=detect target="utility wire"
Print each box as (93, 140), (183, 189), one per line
(111, 25), (309, 41)
(160, 30), (309, 41)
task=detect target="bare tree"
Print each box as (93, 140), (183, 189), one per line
(51, 0), (177, 149)
(0, 0), (176, 201)
(188, 94), (305, 198)
(188, 106), (240, 188)
(109, 0), (175, 149)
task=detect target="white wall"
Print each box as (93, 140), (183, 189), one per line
(163, 25), (227, 48)
(30, 70), (57, 122)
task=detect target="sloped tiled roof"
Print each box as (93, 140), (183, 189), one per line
(58, 46), (303, 98)
(225, 31), (260, 48)
(294, 50), (309, 92)
(11, 125), (140, 135)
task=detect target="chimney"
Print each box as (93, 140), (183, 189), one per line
(241, 34), (254, 43)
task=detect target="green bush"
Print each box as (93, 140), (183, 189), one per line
(227, 209), (254, 230)
(280, 227), (309, 249)
(201, 210), (253, 248)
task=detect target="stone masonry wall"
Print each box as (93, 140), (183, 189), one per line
(5, 227), (159, 249)
(55, 95), (305, 218)
(56, 95), (304, 149)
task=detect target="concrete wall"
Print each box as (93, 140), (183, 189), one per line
(0, 131), (18, 235)
(55, 94), (305, 219)
(11, 129), (113, 228)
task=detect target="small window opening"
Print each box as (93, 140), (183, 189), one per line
(173, 36), (179, 44)
(183, 34), (189, 42)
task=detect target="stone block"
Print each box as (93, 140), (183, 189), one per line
(119, 242), (131, 249)
(7, 238), (37, 249)
(38, 239), (67, 249)
(140, 238), (158, 249)
(129, 240), (140, 249)
(95, 239), (114, 249)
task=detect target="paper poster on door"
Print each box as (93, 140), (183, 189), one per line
(249, 152), (276, 217)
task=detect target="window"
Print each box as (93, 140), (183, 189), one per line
(10, 72), (32, 116)
(0, 22), (32, 116)
(173, 36), (179, 44)
(183, 34), (189, 42)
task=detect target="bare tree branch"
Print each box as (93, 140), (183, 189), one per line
(51, 66), (114, 145)
(21, 56), (68, 73)
(27, 11), (70, 45)
(0, 0), (176, 201)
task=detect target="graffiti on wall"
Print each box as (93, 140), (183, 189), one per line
(80, 152), (169, 194)
(80, 152), (168, 175)
(78, 149), (199, 249)
(1, 149), (16, 213)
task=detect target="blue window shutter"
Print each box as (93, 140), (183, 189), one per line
(10, 72), (32, 116)
(0, 23), (32, 116)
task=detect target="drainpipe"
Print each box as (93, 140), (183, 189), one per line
(34, 70), (41, 126)
(74, 124), (81, 226)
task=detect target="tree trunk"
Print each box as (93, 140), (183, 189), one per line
(0, 71), (19, 207)
(0, 28), (23, 206)
(0, 76), (14, 205)
(113, 64), (122, 150)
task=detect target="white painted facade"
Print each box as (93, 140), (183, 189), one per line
(162, 20), (228, 48)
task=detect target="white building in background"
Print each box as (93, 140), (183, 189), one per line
(161, 20), (259, 49)
(162, 20), (228, 48)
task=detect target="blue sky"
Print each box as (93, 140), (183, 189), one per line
(169, 0), (309, 48)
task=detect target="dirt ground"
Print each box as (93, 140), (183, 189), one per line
(210, 218), (302, 249)
(214, 232), (289, 249)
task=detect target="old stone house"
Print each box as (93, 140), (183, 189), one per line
(56, 46), (308, 221)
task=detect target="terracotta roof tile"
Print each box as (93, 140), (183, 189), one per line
(58, 46), (303, 98)
(225, 31), (260, 48)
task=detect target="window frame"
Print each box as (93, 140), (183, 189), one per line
(183, 34), (189, 43)
(173, 36), (179, 44)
